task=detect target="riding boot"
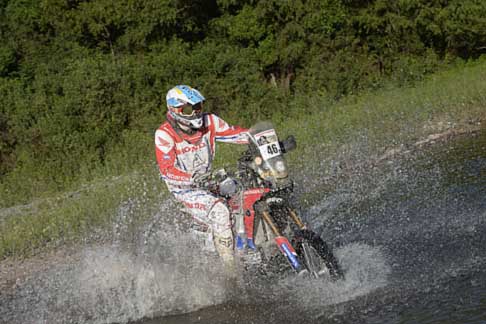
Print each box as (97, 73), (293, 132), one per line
(213, 229), (236, 275)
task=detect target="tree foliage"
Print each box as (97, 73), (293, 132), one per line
(0, 0), (485, 206)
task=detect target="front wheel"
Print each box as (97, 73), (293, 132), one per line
(294, 229), (344, 280)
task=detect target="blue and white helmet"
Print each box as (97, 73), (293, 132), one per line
(166, 85), (206, 132)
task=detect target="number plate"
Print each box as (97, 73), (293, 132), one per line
(254, 129), (281, 160)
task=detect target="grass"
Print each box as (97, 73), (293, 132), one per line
(286, 59), (486, 161)
(1, 59), (485, 260)
(0, 170), (165, 259)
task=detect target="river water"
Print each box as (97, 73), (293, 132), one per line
(0, 129), (485, 324)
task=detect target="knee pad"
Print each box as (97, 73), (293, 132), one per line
(208, 201), (231, 234)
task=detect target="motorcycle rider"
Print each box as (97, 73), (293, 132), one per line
(155, 85), (250, 272)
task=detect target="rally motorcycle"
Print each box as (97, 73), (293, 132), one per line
(205, 122), (343, 280)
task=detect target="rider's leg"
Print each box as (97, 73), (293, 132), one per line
(171, 189), (235, 271)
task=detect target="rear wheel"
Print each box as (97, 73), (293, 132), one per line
(294, 229), (344, 280)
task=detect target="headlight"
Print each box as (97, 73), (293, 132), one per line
(274, 160), (286, 172)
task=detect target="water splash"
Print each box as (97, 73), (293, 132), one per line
(1, 233), (234, 323)
(1, 209), (389, 324)
(267, 243), (390, 318)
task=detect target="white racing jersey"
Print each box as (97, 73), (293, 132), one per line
(155, 113), (248, 191)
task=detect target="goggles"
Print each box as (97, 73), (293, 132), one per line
(173, 102), (203, 116)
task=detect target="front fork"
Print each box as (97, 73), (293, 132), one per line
(260, 205), (307, 272)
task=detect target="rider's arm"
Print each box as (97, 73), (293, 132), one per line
(210, 114), (249, 144)
(155, 129), (192, 185)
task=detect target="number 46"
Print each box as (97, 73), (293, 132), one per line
(267, 144), (279, 155)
